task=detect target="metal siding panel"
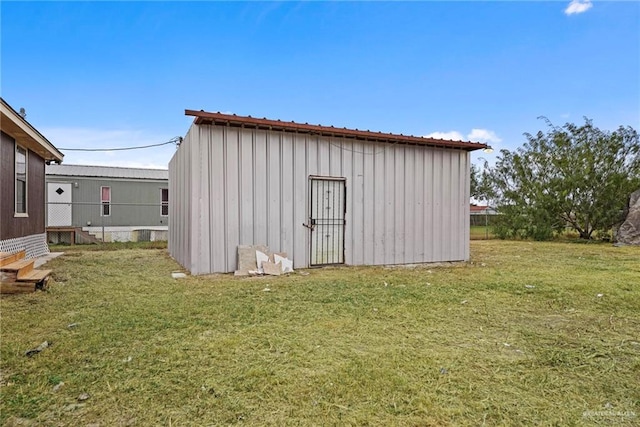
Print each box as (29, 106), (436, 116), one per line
(169, 126), (193, 272)
(424, 150), (435, 262)
(292, 133), (308, 268)
(317, 137), (330, 176)
(239, 129), (254, 244)
(403, 146), (415, 263)
(414, 148), (425, 262)
(463, 152), (470, 260)
(210, 127), (226, 272)
(447, 153), (456, 260)
(394, 145), (405, 264)
(384, 146), (395, 264)
(225, 127), (241, 272)
(329, 138), (342, 177)
(340, 139), (354, 265)
(434, 150), (445, 261)
(253, 130), (268, 245)
(362, 142), (375, 265)
(267, 131), (281, 251)
(373, 144), (385, 264)
(181, 130), (193, 271)
(280, 132), (295, 256)
(350, 140), (364, 266)
(195, 126), (211, 274)
(454, 152), (462, 260)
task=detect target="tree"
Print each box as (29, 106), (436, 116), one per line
(470, 161), (493, 203)
(487, 118), (640, 240)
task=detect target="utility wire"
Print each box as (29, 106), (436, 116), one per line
(59, 137), (182, 152)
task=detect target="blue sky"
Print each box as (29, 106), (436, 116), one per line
(2, 1), (638, 168)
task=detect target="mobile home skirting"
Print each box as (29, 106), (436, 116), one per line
(169, 124), (470, 274)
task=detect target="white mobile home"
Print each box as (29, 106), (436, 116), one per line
(169, 110), (488, 274)
(46, 165), (169, 243)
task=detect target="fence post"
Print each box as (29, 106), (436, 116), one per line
(485, 210), (489, 240)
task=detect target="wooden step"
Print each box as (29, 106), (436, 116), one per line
(1, 259), (35, 279)
(0, 250), (26, 267)
(0, 281), (39, 294)
(18, 269), (51, 283)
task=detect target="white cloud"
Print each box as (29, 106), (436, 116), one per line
(42, 127), (178, 169)
(424, 131), (465, 141)
(425, 128), (502, 144)
(467, 129), (502, 144)
(564, 0), (593, 15)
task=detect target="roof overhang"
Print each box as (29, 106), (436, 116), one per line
(185, 109), (490, 152)
(1, 98), (64, 163)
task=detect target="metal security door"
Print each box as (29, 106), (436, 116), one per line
(47, 183), (72, 226)
(309, 177), (346, 266)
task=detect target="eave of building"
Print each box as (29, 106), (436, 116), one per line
(1, 98), (64, 163)
(185, 109), (489, 152)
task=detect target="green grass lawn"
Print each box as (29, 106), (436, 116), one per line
(1, 241), (638, 426)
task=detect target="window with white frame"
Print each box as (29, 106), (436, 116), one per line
(161, 188), (168, 216)
(101, 186), (111, 216)
(15, 144), (28, 215)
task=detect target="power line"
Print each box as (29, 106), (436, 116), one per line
(59, 137), (182, 152)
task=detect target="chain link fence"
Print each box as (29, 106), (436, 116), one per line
(470, 209), (498, 240)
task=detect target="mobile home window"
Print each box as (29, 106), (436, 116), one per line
(15, 144), (28, 215)
(101, 186), (111, 216)
(161, 188), (168, 216)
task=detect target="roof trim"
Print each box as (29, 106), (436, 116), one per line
(46, 164), (168, 180)
(185, 109), (490, 152)
(1, 98), (64, 162)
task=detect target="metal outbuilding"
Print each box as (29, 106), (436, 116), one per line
(169, 110), (489, 274)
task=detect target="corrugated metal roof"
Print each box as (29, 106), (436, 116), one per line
(46, 164), (168, 180)
(185, 109), (490, 152)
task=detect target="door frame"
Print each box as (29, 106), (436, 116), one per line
(308, 175), (347, 266)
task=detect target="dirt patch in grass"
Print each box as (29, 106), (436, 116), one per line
(1, 242), (638, 425)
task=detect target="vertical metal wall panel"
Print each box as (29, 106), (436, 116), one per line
(292, 134), (307, 262)
(168, 126), (193, 272)
(253, 130), (268, 246)
(362, 142), (375, 265)
(441, 150), (451, 261)
(350, 140), (364, 266)
(210, 126), (226, 272)
(239, 130), (254, 244)
(403, 146), (415, 263)
(267, 132), (281, 252)
(225, 127), (241, 271)
(373, 145), (386, 265)
(339, 140), (354, 265)
(432, 150), (444, 261)
(169, 123), (472, 274)
(195, 125), (211, 274)
(414, 148), (425, 262)
(280, 133), (295, 256)
(384, 146), (395, 264)
(394, 145), (405, 264)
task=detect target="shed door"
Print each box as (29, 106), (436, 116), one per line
(309, 177), (346, 266)
(47, 183), (72, 227)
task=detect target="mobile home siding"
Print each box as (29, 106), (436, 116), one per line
(45, 175), (168, 228)
(169, 124), (470, 275)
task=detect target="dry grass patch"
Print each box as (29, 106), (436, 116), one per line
(1, 241), (638, 426)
